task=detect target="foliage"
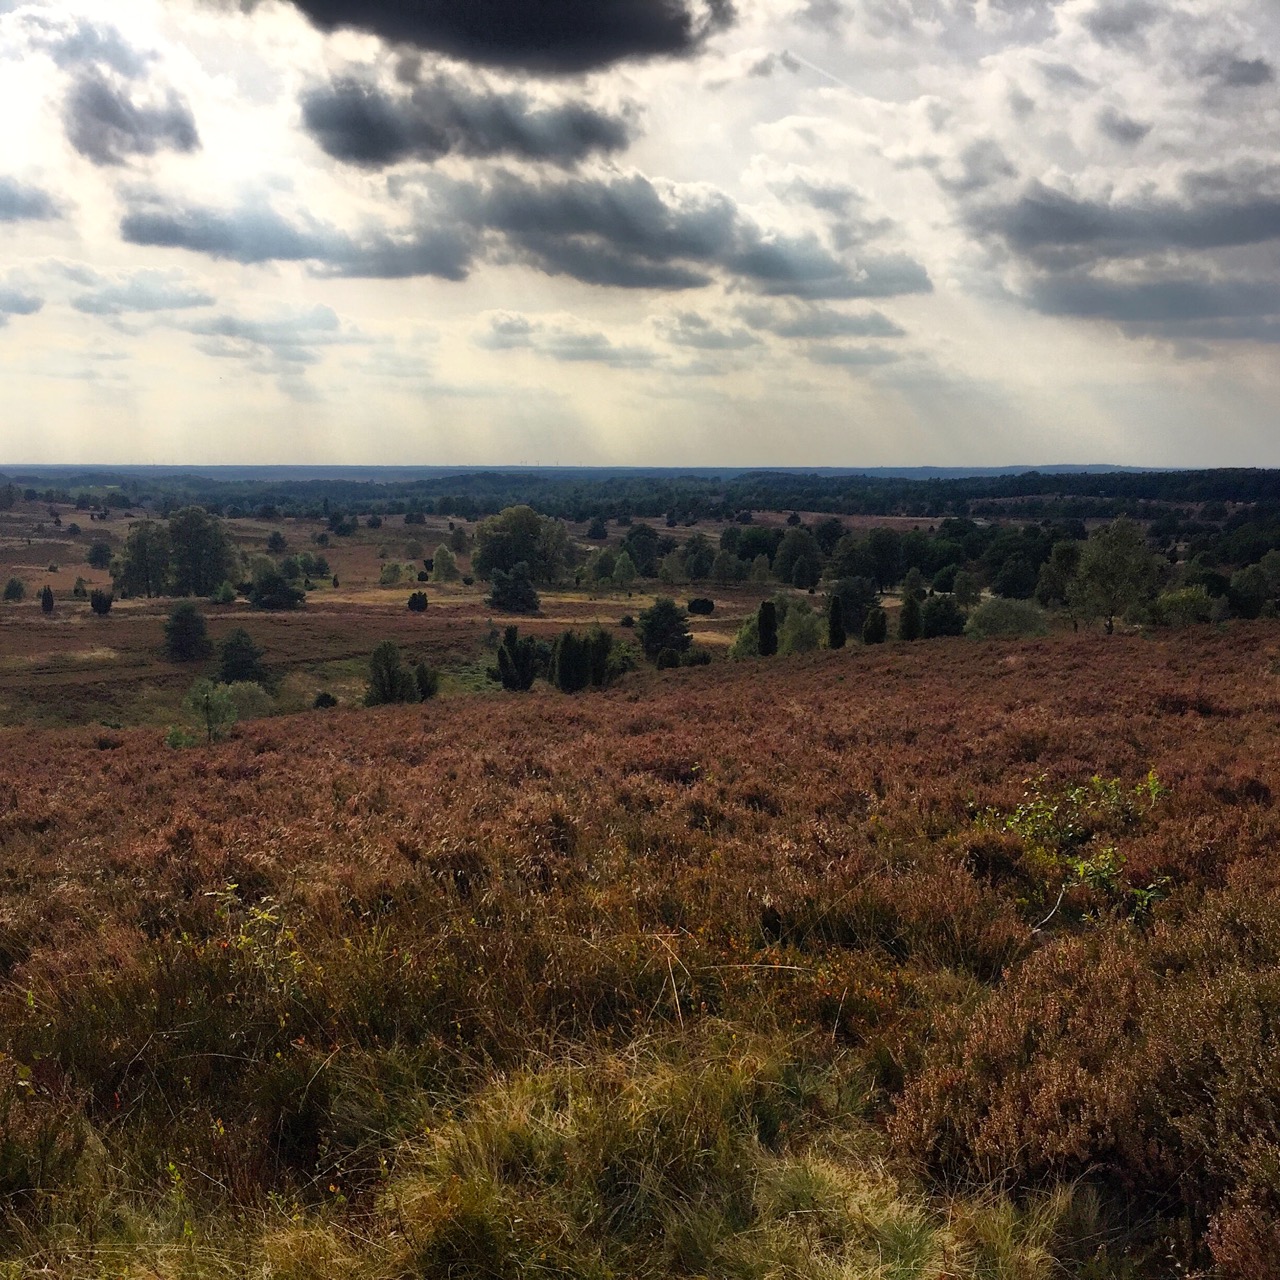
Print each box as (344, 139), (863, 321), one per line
(182, 678), (238, 743)
(163, 601), (213, 661)
(486, 562), (541, 614)
(965, 597), (1049, 639)
(687, 597), (714, 615)
(921, 594), (967, 638)
(3, 576), (25, 603)
(86, 541), (112, 570)
(40, 585), (54, 614)
(473, 505), (568, 583)
(637, 597), (692, 661)
(365, 640), (420, 706)
(611, 550), (637, 592)
(89, 588), (112, 616)
(953, 570), (981, 609)
(729, 612), (760, 659)
(414, 662), (440, 700)
(495, 625), (539, 691)
(378, 563), (403, 587)
(898, 593), (923, 641)
(862, 606), (888, 644)
(758, 600), (778, 656)
(827, 594), (846, 649)
(248, 564), (305, 610)
(431, 544), (460, 583)
(1069, 517), (1158, 634)
(778, 600), (823, 655)
(169, 506), (239, 597)
(1153, 585), (1215, 627)
(114, 519), (170, 598)
(407, 591), (429, 613)
(219, 628), (268, 686)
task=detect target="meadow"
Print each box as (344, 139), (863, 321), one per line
(0, 613), (1279, 1276)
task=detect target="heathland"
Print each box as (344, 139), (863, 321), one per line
(1, 472), (1280, 1277)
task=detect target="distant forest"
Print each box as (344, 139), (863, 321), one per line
(4, 465), (1280, 523)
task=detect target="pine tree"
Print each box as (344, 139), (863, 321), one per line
(40, 585), (54, 614)
(862, 607), (888, 645)
(827, 594), (845, 649)
(757, 600), (778, 657)
(898, 594), (923, 641)
(496, 626), (539, 691)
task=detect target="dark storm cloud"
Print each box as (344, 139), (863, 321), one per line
(120, 197), (478, 280)
(0, 177), (60, 222)
(1202, 54), (1275, 89)
(0, 288), (43, 327)
(281, 0), (735, 73)
(300, 74), (635, 168)
(121, 170), (931, 298)
(1082, 1), (1158, 48)
(971, 179), (1280, 264)
(1029, 272), (1280, 334)
(1097, 106), (1150, 146)
(64, 69), (200, 165)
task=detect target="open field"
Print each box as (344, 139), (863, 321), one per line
(1, 623), (1279, 1274)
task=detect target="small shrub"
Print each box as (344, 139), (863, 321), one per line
(619, 614), (634, 628)
(89, 588), (113, 616)
(656, 647), (681, 669)
(415, 663), (440, 700)
(921, 594), (967, 638)
(40, 586), (54, 614)
(680, 646), (712, 666)
(164, 601), (213, 661)
(313, 691), (338, 709)
(366, 641), (420, 706)
(687, 597), (715, 615)
(863, 607), (888, 644)
(407, 591), (429, 612)
(3, 578), (24, 603)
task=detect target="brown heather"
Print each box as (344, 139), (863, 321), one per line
(2, 624), (1280, 1274)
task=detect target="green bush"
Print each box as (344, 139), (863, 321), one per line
(3, 578), (24, 603)
(164, 601), (213, 661)
(965, 598), (1049, 639)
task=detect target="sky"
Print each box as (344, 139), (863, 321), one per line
(0, 0), (1278, 468)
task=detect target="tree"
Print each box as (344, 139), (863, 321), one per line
(114, 520), (170, 598)
(965, 598), (1049, 639)
(432, 544), (461, 583)
(449, 525), (469, 554)
(552, 630), (590, 693)
(711, 549), (744, 586)
(40, 585), (54, 614)
(862, 607), (888, 644)
(828, 577), (878, 635)
(495, 626), (539, 691)
(779, 602), (823, 655)
(898, 594), (922, 641)
(164, 601), (213, 661)
(683, 532), (715, 582)
(168, 507), (237, 597)
(774, 527), (820, 589)
(266, 530), (287, 553)
(365, 641), (419, 705)
(415, 662), (440, 700)
(952, 570), (981, 609)
(1069, 517), (1158, 634)
(473, 505), (568, 583)
(921, 594), (967, 638)
(902, 566), (926, 602)
(407, 591), (429, 613)
(611, 551), (637, 592)
(486, 562), (540, 613)
(89, 589), (113, 616)
(248, 565), (304, 610)
(827, 595), (846, 649)
(758, 600), (778, 657)
(219, 629), (267, 685)
(86, 541), (112, 570)
(184, 679), (237, 744)
(1228, 565), (1269, 620)
(637, 597), (692, 661)
(867, 528), (904, 590)
(587, 515), (608, 540)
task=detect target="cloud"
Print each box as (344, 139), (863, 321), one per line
(0, 177), (60, 222)
(23, 14), (151, 78)
(183, 303), (361, 371)
(739, 303), (905, 340)
(1202, 53), (1275, 89)
(1028, 272), (1279, 327)
(1097, 106), (1151, 146)
(70, 269), (215, 315)
(652, 310), (758, 349)
(0, 288), (43, 328)
(279, 0), (735, 73)
(121, 170), (933, 299)
(64, 68), (200, 166)
(300, 73), (635, 168)
(474, 311), (657, 366)
(970, 177), (1280, 264)
(804, 344), (900, 367)
(1081, 1), (1158, 48)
